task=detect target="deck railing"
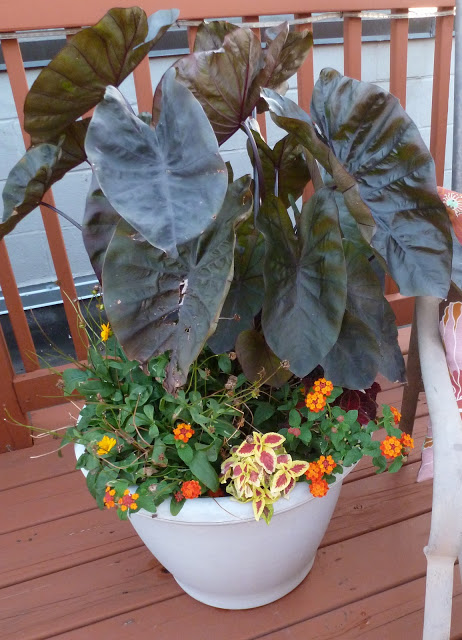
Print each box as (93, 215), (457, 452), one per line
(0, 0), (455, 451)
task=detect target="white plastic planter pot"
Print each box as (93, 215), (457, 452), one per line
(75, 443), (354, 609)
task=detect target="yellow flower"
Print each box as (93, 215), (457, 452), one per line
(97, 435), (117, 455)
(100, 323), (111, 342)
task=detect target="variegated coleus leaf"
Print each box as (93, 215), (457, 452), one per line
(252, 486), (276, 522)
(270, 460), (309, 495)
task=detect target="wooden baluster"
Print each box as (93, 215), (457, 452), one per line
(0, 242), (39, 371)
(430, 7), (454, 185)
(187, 25), (198, 52)
(386, 10), (410, 297)
(2, 38), (88, 360)
(296, 13), (315, 202)
(133, 56), (154, 115)
(243, 15), (267, 139)
(343, 15), (362, 80)
(0, 324), (31, 451)
(390, 9), (409, 107)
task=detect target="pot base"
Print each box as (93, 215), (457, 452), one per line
(174, 557), (315, 610)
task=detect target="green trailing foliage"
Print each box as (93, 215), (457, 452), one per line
(1, 8), (455, 392)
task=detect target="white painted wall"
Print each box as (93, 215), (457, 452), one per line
(0, 36), (455, 293)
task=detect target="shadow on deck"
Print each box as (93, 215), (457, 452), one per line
(1, 327), (461, 639)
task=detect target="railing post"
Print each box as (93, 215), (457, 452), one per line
(0, 324), (31, 452)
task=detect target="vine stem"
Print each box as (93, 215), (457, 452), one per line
(241, 119), (265, 223)
(40, 201), (82, 231)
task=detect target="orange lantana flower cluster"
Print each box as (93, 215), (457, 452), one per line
(380, 435), (402, 458)
(400, 433), (414, 449)
(390, 406), (401, 424)
(181, 480), (202, 499)
(103, 486), (139, 511)
(305, 391), (326, 412)
(305, 377), (334, 413)
(173, 422), (195, 443)
(313, 378), (334, 397)
(380, 433), (415, 459)
(305, 455), (337, 497)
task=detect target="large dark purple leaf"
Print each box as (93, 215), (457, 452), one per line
(258, 190), (346, 378)
(343, 241), (405, 383)
(24, 8), (179, 141)
(82, 175), (121, 283)
(310, 69), (452, 298)
(85, 71), (228, 257)
(175, 25), (287, 144)
(263, 26), (313, 92)
(1, 144), (61, 239)
(1, 120), (90, 239)
(235, 329), (292, 388)
(102, 178), (253, 392)
(193, 20), (239, 52)
(263, 75), (452, 298)
(261, 87), (375, 241)
(51, 119), (90, 181)
(249, 132), (310, 206)
(321, 310), (380, 389)
(207, 218), (264, 353)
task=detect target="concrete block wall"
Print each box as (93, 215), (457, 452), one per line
(0, 36), (454, 294)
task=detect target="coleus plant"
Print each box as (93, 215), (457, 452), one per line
(0, 6), (455, 394)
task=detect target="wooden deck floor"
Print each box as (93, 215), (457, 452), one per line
(1, 327), (461, 639)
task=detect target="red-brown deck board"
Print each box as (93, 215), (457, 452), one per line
(1, 328), (461, 639)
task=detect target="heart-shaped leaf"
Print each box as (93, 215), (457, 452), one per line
(175, 25), (287, 144)
(264, 27), (313, 92)
(207, 218), (264, 353)
(258, 190), (347, 378)
(249, 132), (310, 206)
(85, 71), (228, 257)
(311, 69), (452, 298)
(50, 119), (89, 182)
(263, 74), (452, 298)
(24, 8), (179, 141)
(1, 143), (61, 239)
(1, 119), (91, 238)
(342, 241), (405, 384)
(321, 310), (381, 389)
(82, 175), (121, 282)
(235, 329), (292, 388)
(102, 178), (253, 392)
(261, 87), (375, 240)
(193, 20), (239, 52)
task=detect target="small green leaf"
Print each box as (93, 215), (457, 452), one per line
(177, 443), (194, 465)
(61, 368), (89, 395)
(254, 403), (276, 426)
(373, 455), (388, 474)
(170, 497), (185, 516)
(148, 424), (159, 439)
(342, 448), (362, 467)
(136, 494), (157, 513)
(217, 354), (232, 374)
(189, 407), (210, 426)
(288, 409), (301, 428)
(388, 457), (404, 473)
(343, 410), (359, 425)
(151, 439), (166, 463)
(143, 405), (155, 421)
(189, 450), (219, 491)
(300, 423), (312, 445)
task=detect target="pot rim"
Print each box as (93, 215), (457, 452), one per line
(74, 443), (356, 526)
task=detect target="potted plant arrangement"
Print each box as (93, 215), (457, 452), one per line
(1, 6), (454, 609)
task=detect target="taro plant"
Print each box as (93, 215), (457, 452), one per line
(0, 7), (455, 395)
